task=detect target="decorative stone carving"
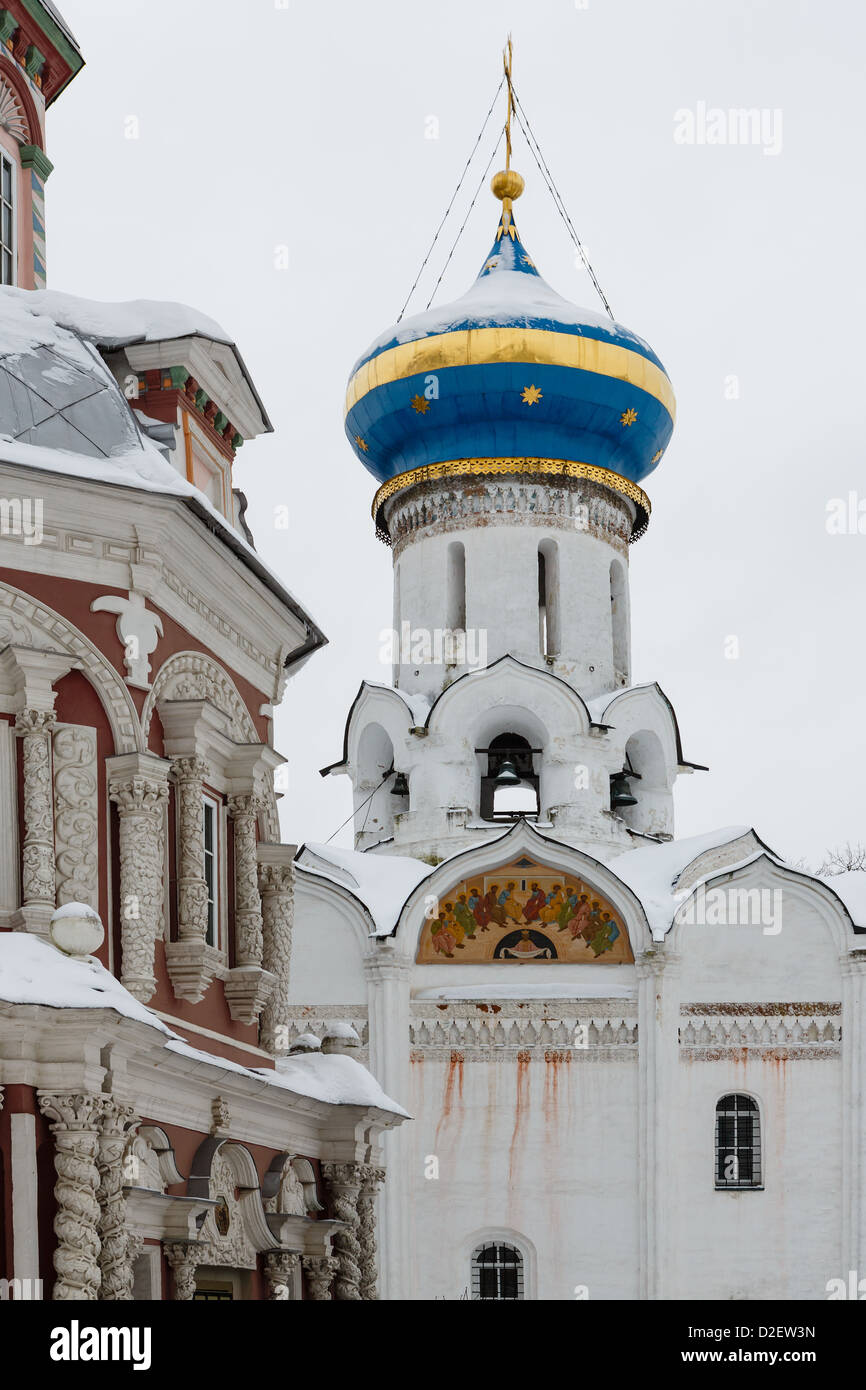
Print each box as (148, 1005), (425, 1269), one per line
(321, 1163), (363, 1300)
(194, 1150), (258, 1269)
(38, 1092), (104, 1300)
(357, 1165), (385, 1300)
(258, 857), (294, 1055)
(264, 1251), (299, 1300)
(53, 725), (99, 910)
(97, 1100), (140, 1300)
(223, 794), (275, 1025)
(228, 795), (263, 965)
(211, 1096), (231, 1137)
(386, 473), (635, 558)
(16, 708), (57, 918)
(173, 755), (210, 941)
(164, 1243), (198, 1301)
(263, 1156), (306, 1218)
(302, 1254), (338, 1300)
(108, 759), (170, 1002)
(409, 999), (638, 1061)
(91, 591), (164, 689)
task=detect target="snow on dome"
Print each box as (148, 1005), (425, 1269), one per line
(344, 207), (675, 493)
(50, 900), (101, 921)
(296, 842), (434, 936)
(322, 1020), (361, 1041)
(289, 1031), (322, 1052)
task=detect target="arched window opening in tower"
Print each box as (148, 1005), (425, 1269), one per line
(471, 1241), (525, 1301)
(610, 559), (628, 685)
(538, 539), (560, 659)
(715, 1094), (762, 1190)
(479, 732), (540, 822)
(446, 541), (466, 634)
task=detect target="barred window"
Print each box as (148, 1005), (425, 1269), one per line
(715, 1093), (762, 1189)
(471, 1242), (524, 1300)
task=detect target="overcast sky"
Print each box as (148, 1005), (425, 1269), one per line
(50, 0), (864, 865)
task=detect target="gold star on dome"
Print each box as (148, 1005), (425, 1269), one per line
(410, 394), (430, 414)
(521, 384), (543, 405)
(483, 256), (500, 273)
(522, 255), (535, 268)
(651, 448), (663, 463)
(354, 434), (369, 452)
(620, 408), (638, 427)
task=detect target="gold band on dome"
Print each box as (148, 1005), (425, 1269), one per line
(372, 457), (652, 543)
(346, 325), (676, 421)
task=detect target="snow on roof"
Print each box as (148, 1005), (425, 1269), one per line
(609, 826), (753, 939)
(1, 287), (231, 351)
(818, 872), (866, 929)
(296, 842), (434, 936)
(361, 680), (431, 727)
(0, 930), (174, 1030)
(0, 933), (405, 1114)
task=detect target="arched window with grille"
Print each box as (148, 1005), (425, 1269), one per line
(471, 1240), (524, 1300)
(715, 1093), (762, 1189)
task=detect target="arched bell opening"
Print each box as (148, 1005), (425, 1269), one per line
(478, 732), (540, 823)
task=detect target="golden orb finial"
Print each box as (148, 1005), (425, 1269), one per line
(491, 168), (525, 203)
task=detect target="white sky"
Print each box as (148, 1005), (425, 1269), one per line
(48, 0), (865, 866)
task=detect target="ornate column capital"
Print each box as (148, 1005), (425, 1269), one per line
(264, 1250), (299, 1300)
(38, 1092), (103, 1300)
(302, 1254), (338, 1300)
(164, 1243), (198, 1300)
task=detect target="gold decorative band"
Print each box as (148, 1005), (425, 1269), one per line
(372, 457), (652, 544)
(346, 325), (676, 421)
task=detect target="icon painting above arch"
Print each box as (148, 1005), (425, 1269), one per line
(416, 857), (633, 963)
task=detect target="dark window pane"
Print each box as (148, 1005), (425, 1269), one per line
(479, 1266), (498, 1299)
(2, 159), (11, 201)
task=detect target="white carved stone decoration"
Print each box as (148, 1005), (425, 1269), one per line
(16, 708), (57, 922)
(195, 1150), (258, 1270)
(264, 1251), (298, 1300)
(258, 856), (293, 1055)
(264, 1158), (306, 1218)
(108, 758), (170, 1002)
(0, 77), (28, 142)
(302, 1254), (337, 1300)
(97, 1100), (140, 1301)
(91, 592), (164, 690)
(174, 755), (210, 941)
(164, 1244), (197, 1300)
(228, 795), (263, 966)
(38, 1092), (104, 1300)
(321, 1163), (363, 1300)
(53, 724), (99, 910)
(357, 1165), (385, 1301)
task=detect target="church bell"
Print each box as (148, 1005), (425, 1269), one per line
(493, 758), (521, 788)
(610, 771), (637, 808)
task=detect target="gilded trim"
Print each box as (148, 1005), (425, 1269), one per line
(346, 325), (676, 420)
(372, 457), (651, 544)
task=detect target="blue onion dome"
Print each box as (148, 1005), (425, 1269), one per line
(345, 172), (675, 504)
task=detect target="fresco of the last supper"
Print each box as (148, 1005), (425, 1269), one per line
(415, 857), (634, 964)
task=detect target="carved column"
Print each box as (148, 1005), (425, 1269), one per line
(264, 1251), (299, 1300)
(229, 794), (263, 965)
(302, 1254), (338, 1300)
(224, 795), (274, 1025)
(174, 756), (210, 940)
(107, 755), (170, 1002)
(97, 1100), (139, 1300)
(164, 1243), (198, 1300)
(165, 755), (221, 1002)
(357, 1165), (386, 1300)
(258, 853), (293, 1054)
(16, 709), (57, 930)
(38, 1093), (103, 1300)
(322, 1164), (363, 1300)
